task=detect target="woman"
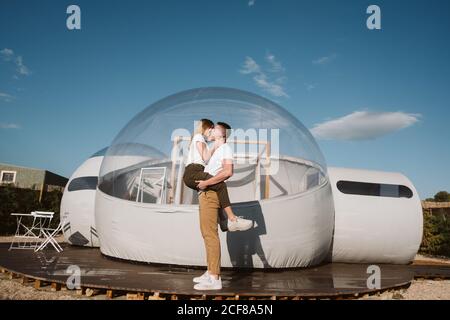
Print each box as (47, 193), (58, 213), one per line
(183, 119), (252, 232)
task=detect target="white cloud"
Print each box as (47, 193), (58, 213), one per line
(240, 56), (261, 74)
(0, 48), (14, 60)
(0, 92), (15, 102)
(0, 123), (21, 129)
(248, 0), (256, 7)
(253, 73), (288, 97)
(305, 83), (316, 91)
(310, 110), (421, 141)
(312, 53), (337, 65)
(265, 53), (285, 73)
(239, 53), (289, 98)
(0, 48), (31, 77)
(15, 56), (30, 75)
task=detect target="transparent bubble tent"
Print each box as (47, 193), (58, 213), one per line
(94, 87), (335, 268)
(61, 87), (423, 268)
(98, 87), (329, 201)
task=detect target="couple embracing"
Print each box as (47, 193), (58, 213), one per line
(183, 119), (253, 290)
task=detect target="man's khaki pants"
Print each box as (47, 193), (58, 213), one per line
(199, 190), (221, 276)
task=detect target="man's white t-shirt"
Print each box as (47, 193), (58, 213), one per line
(205, 143), (233, 176)
(186, 133), (207, 166)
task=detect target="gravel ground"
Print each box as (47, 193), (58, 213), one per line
(0, 236), (449, 300)
(401, 280), (450, 300)
(414, 254), (450, 265)
(357, 280), (450, 300)
(0, 235), (65, 243)
(0, 273), (86, 300)
(0, 270), (123, 300)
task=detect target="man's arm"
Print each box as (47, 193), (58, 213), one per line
(196, 160), (233, 189)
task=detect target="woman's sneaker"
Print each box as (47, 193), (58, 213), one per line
(227, 216), (253, 232)
(194, 275), (222, 290)
(193, 270), (210, 283)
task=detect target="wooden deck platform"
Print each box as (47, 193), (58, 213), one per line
(1, 243), (449, 299)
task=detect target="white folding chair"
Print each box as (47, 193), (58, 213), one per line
(35, 220), (64, 253)
(33, 211), (64, 253)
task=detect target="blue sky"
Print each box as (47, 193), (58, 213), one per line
(0, 0), (449, 199)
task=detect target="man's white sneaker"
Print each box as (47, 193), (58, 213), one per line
(193, 275), (222, 290)
(193, 270), (210, 283)
(227, 216), (253, 232)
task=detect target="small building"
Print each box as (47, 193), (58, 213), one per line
(0, 162), (68, 201)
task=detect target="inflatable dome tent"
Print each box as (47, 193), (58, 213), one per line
(60, 148), (107, 247)
(61, 87), (423, 268)
(95, 87), (335, 268)
(328, 167), (423, 264)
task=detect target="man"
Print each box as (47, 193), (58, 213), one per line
(192, 122), (252, 290)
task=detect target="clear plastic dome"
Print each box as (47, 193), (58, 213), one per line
(98, 87), (328, 204)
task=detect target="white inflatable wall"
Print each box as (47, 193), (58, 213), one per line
(95, 183), (335, 268)
(60, 155), (104, 247)
(328, 167), (423, 264)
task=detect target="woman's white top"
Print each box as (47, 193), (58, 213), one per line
(186, 133), (207, 166)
